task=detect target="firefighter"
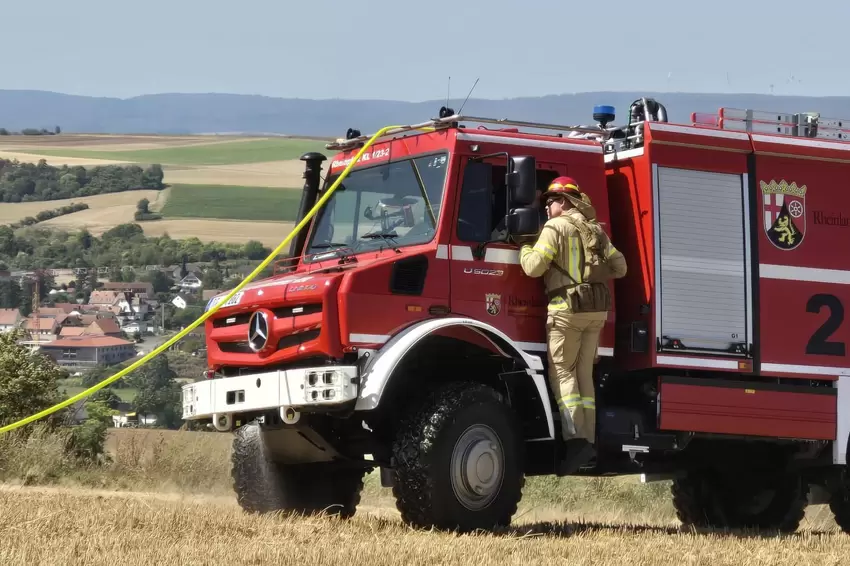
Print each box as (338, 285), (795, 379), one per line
(519, 176), (627, 474)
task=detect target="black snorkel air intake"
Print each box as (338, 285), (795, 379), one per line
(287, 151), (327, 264)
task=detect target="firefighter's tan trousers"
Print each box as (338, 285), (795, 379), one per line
(546, 310), (608, 443)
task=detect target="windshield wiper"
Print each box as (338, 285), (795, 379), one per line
(309, 242), (357, 262)
(361, 231), (402, 253)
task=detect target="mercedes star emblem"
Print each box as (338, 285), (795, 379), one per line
(247, 310), (269, 352)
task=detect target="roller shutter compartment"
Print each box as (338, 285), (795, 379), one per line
(654, 166), (750, 355)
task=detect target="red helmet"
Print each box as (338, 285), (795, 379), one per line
(542, 176), (581, 200)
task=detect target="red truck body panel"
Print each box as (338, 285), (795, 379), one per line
(605, 122), (850, 386)
(445, 129), (615, 358)
(751, 139), (850, 380)
(658, 376), (837, 441)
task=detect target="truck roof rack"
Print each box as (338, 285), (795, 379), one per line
(692, 107), (850, 141)
(324, 113), (617, 152)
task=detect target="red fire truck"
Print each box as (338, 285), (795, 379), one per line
(182, 98), (850, 533)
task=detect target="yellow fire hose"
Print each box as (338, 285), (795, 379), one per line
(0, 123), (417, 435)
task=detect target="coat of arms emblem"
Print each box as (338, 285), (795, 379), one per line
(485, 293), (501, 316)
(761, 179), (807, 251)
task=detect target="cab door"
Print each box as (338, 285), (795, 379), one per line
(447, 152), (565, 354)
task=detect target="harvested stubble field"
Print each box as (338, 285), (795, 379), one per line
(0, 135), (320, 189)
(160, 159), (308, 188)
(0, 190), (163, 225)
(2, 487), (847, 566)
(139, 218), (297, 247)
(0, 190), (292, 247)
(0, 134), (236, 149)
(0, 134), (318, 245)
(20, 137), (328, 165)
(0, 427), (845, 565)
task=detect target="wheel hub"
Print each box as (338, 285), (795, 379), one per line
(451, 424), (504, 510)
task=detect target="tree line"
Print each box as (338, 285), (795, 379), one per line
(0, 222), (271, 272)
(0, 159), (165, 203)
(0, 126), (60, 136)
(7, 202), (89, 230)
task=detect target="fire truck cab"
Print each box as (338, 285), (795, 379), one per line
(183, 99), (850, 534)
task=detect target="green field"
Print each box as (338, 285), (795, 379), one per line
(160, 184), (302, 221)
(22, 138), (328, 166)
(58, 382), (138, 404)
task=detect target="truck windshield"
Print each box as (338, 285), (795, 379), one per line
(304, 153), (449, 261)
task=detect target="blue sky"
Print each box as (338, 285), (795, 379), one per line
(6, 0), (847, 100)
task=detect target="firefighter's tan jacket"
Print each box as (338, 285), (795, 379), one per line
(520, 205), (627, 312)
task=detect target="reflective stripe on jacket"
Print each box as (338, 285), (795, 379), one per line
(520, 209), (627, 312)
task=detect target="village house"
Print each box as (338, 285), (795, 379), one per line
(58, 326), (86, 339)
(88, 290), (124, 309)
(83, 317), (124, 338)
(51, 303), (81, 315)
(172, 293), (190, 309)
(15, 303), (125, 345)
(161, 264), (205, 293)
(21, 316), (60, 343)
(177, 272), (203, 293)
(32, 308), (71, 325)
(130, 295), (150, 317)
(115, 294), (150, 323)
(39, 335), (136, 369)
(165, 263), (204, 279)
(0, 308), (22, 332)
(87, 283), (157, 332)
(101, 281), (155, 296)
(78, 312), (117, 326)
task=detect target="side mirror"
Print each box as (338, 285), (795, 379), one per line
(506, 156), (536, 207)
(506, 208), (540, 237)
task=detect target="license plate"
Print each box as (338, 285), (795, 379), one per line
(210, 291), (244, 310)
(222, 292), (244, 307)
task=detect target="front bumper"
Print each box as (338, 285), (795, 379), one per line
(181, 365), (359, 426)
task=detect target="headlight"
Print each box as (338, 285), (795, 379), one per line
(303, 370), (357, 404)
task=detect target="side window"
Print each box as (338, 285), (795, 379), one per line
(456, 161), (562, 243)
(456, 161), (505, 242)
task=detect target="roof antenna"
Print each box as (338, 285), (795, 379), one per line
(457, 78), (479, 116)
(446, 76), (451, 109)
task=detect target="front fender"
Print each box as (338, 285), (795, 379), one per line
(354, 316), (553, 439)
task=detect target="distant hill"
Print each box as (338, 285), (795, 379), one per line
(2, 89), (850, 137)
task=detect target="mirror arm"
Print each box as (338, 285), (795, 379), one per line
(468, 152), (510, 164)
(472, 239), (505, 260)
(472, 227), (509, 260)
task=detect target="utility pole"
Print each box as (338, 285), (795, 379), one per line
(32, 276), (39, 343)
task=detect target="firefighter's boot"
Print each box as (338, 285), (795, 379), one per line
(557, 439), (596, 475)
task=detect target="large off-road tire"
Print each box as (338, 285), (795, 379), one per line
(231, 421), (367, 519)
(391, 382), (525, 532)
(671, 468), (808, 533)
